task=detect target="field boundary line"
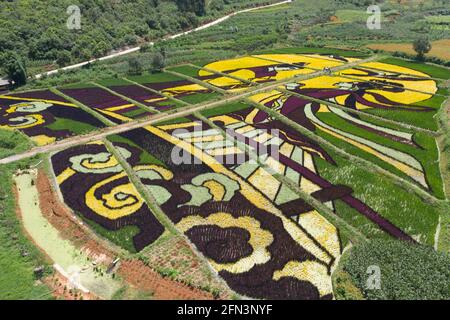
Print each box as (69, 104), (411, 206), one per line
(247, 98), (442, 206)
(194, 112), (368, 244)
(279, 88), (439, 136)
(164, 69), (229, 95)
(50, 87), (116, 126)
(90, 82), (160, 114)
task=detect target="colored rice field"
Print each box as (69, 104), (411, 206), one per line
(0, 92), (106, 146)
(3, 51), (448, 301)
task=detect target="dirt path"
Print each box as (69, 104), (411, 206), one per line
(34, 0), (292, 79)
(0, 55), (379, 165)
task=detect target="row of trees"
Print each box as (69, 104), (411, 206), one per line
(128, 48), (167, 76)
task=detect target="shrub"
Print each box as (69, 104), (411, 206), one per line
(151, 52), (166, 73)
(127, 57), (143, 75)
(413, 37), (432, 61)
(343, 239), (450, 300)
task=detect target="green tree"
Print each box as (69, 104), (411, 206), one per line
(413, 37), (432, 61)
(128, 57), (143, 75)
(175, 0), (206, 16)
(2, 53), (27, 86)
(151, 52), (166, 73)
(93, 41), (110, 58)
(140, 42), (153, 53)
(56, 50), (71, 67)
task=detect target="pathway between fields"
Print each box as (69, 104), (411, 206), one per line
(34, 0), (292, 79)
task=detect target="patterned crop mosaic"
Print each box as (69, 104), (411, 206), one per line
(0, 90), (106, 145)
(7, 53), (446, 300)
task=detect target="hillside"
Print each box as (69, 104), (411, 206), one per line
(0, 0), (277, 67)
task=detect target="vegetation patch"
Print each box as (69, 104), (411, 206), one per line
(343, 239), (450, 300)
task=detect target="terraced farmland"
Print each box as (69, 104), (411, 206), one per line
(1, 52), (449, 300)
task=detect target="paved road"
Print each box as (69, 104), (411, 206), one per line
(34, 0), (293, 79)
(0, 55), (378, 165)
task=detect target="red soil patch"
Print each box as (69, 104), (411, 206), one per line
(329, 15), (339, 23)
(43, 271), (97, 300)
(118, 259), (214, 300)
(143, 235), (232, 299)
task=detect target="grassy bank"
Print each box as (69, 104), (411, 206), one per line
(0, 129), (52, 299)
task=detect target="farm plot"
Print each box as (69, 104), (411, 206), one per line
(143, 72), (223, 105)
(196, 54), (342, 86)
(258, 60), (447, 196)
(167, 64), (252, 94)
(0, 91), (106, 146)
(60, 86), (153, 124)
(50, 141), (165, 252)
(100, 82), (186, 113)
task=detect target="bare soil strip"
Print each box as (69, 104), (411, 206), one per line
(118, 259), (214, 300)
(14, 170), (122, 299)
